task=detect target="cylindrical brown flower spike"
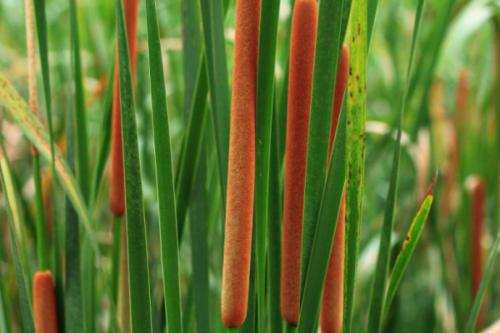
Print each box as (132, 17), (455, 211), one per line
(280, 0), (318, 326)
(33, 271), (58, 333)
(466, 176), (486, 329)
(109, 0), (140, 216)
(221, 0), (260, 327)
(455, 69), (469, 132)
(320, 43), (350, 333)
(320, 194), (345, 333)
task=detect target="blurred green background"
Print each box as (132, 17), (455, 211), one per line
(0, 0), (498, 332)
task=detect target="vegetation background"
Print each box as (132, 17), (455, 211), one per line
(0, 0), (498, 332)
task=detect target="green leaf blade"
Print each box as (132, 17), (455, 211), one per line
(383, 194), (434, 319)
(298, 109), (347, 333)
(199, 0), (231, 199)
(115, 0), (153, 331)
(0, 146), (35, 333)
(0, 73), (97, 250)
(343, 0), (367, 331)
(144, 0), (183, 331)
(301, 0), (346, 293)
(254, 0), (281, 330)
(465, 233), (500, 333)
(366, 0), (426, 331)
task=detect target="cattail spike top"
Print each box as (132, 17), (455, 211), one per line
(33, 271), (58, 333)
(221, 0), (261, 327)
(281, 0), (318, 325)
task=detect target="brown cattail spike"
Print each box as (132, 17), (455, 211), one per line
(466, 176), (486, 329)
(280, 0), (318, 325)
(455, 69), (469, 132)
(221, 0), (260, 327)
(33, 271), (58, 333)
(109, 0), (140, 216)
(320, 194), (346, 333)
(320, 44), (349, 333)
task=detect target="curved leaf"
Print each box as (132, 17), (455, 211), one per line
(343, 0), (367, 330)
(0, 74), (97, 249)
(0, 145), (35, 333)
(383, 194), (434, 320)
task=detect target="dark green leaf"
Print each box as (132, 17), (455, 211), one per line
(144, 0), (183, 331)
(115, 0), (153, 331)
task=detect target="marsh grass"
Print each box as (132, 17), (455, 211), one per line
(0, 0), (498, 332)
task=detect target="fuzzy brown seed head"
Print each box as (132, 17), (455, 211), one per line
(33, 271), (58, 333)
(221, 0), (261, 327)
(280, 0), (318, 325)
(320, 194), (346, 333)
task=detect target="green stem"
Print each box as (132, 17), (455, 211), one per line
(255, 0), (281, 331)
(32, 153), (47, 270)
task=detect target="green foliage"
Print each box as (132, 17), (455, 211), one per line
(0, 0), (498, 331)
(115, 0), (153, 331)
(145, 0), (183, 331)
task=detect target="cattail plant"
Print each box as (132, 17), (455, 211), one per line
(320, 44), (349, 333)
(109, 0), (140, 216)
(0, 0), (497, 332)
(33, 271), (58, 333)
(466, 175), (486, 329)
(441, 122), (458, 217)
(455, 69), (469, 133)
(24, 0), (49, 270)
(109, 2), (139, 332)
(428, 80), (446, 171)
(281, 0), (318, 325)
(320, 194), (346, 333)
(221, 0), (260, 327)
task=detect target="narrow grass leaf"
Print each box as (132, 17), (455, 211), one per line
(254, 0), (281, 330)
(298, 109), (347, 333)
(64, 107), (84, 333)
(408, 0), (455, 139)
(0, 145), (35, 333)
(175, 57), (208, 240)
(366, 0), (425, 331)
(144, 0), (183, 331)
(182, 0), (202, 111)
(301, 0), (346, 291)
(90, 60), (115, 207)
(0, 279), (10, 333)
(25, 0), (48, 271)
(343, 0), (368, 331)
(115, 0), (153, 332)
(340, 0), (353, 45)
(175, 0), (229, 237)
(465, 233), (500, 333)
(175, 0), (230, 239)
(69, 3), (96, 331)
(383, 194), (434, 319)
(268, 104), (283, 333)
(199, 0), (231, 198)
(32, 154), (48, 269)
(189, 154), (210, 333)
(69, 0), (90, 201)
(31, 0), (56, 170)
(0, 74), (97, 249)
(367, 0), (379, 46)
